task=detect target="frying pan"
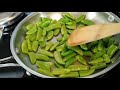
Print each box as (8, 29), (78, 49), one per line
(10, 12), (120, 78)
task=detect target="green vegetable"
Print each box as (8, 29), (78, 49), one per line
(63, 13), (75, 20)
(77, 24), (85, 28)
(108, 37), (115, 46)
(57, 37), (62, 42)
(61, 50), (74, 57)
(52, 68), (70, 75)
(103, 36), (111, 44)
(59, 72), (79, 78)
(81, 19), (94, 25)
(91, 46), (98, 53)
(38, 49), (53, 57)
(75, 15), (86, 23)
(67, 30), (73, 34)
(50, 42), (60, 51)
(26, 23), (34, 30)
(21, 40), (28, 54)
(42, 28), (47, 36)
(67, 65), (88, 71)
(26, 25), (37, 34)
(107, 44), (118, 58)
(76, 55), (87, 65)
(88, 57), (104, 65)
(62, 34), (69, 41)
(54, 28), (60, 36)
(32, 41), (39, 52)
(65, 57), (77, 67)
(54, 61), (64, 68)
(97, 40), (104, 51)
(80, 44), (88, 50)
(103, 54), (111, 63)
(79, 68), (95, 77)
(61, 24), (67, 35)
(36, 54), (50, 61)
(83, 51), (93, 57)
(46, 23), (61, 31)
(54, 51), (65, 65)
(41, 20), (51, 28)
(66, 21), (76, 29)
(36, 27), (43, 41)
(39, 41), (46, 48)
(45, 41), (53, 51)
(46, 31), (54, 41)
(91, 51), (105, 60)
(41, 17), (51, 22)
(26, 33), (37, 42)
(63, 52), (76, 61)
(87, 41), (98, 49)
(56, 44), (65, 52)
(26, 39), (32, 51)
(91, 62), (106, 69)
(28, 52), (36, 64)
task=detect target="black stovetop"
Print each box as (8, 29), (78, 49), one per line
(0, 12), (120, 78)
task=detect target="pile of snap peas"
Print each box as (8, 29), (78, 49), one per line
(21, 13), (119, 78)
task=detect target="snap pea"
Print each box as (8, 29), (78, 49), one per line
(91, 51), (105, 60)
(61, 50), (74, 57)
(57, 37), (62, 42)
(41, 17), (51, 22)
(91, 62), (106, 69)
(54, 61), (64, 68)
(61, 45), (68, 56)
(36, 21), (42, 27)
(30, 36), (36, 42)
(54, 28), (60, 36)
(26, 25), (37, 34)
(63, 52), (76, 61)
(28, 52), (36, 64)
(88, 57), (104, 65)
(103, 36), (111, 44)
(26, 32), (36, 42)
(36, 61), (50, 72)
(46, 31), (54, 41)
(107, 44), (118, 58)
(36, 54), (50, 61)
(81, 19), (94, 25)
(26, 23), (34, 30)
(103, 54), (111, 63)
(97, 40), (104, 51)
(63, 13), (75, 20)
(87, 41), (98, 49)
(41, 20), (51, 28)
(37, 68), (54, 77)
(26, 39), (32, 51)
(21, 40), (28, 54)
(62, 34), (69, 41)
(67, 30), (73, 34)
(42, 28), (47, 36)
(68, 46), (83, 56)
(44, 62), (54, 68)
(67, 65), (89, 71)
(66, 22), (73, 25)
(52, 68), (70, 75)
(61, 24), (67, 35)
(62, 16), (72, 24)
(83, 51), (93, 57)
(108, 37), (115, 47)
(32, 41), (39, 52)
(66, 21), (76, 30)
(91, 46), (98, 53)
(50, 20), (57, 25)
(45, 41), (53, 51)
(50, 42), (60, 51)
(75, 15), (86, 23)
(46, 23), (61, 31)
(56, 44), (65, 52)
(39, 41), (46, 48)
(54, 51), (65, 65)
(79, 68), (95, 77)
(38, 49), (53, 57)
(36, 27), (43, 41)
(65, 57), (77, 67)
(76, 55), (87, 65)
(59, 72), (79, 78)
(80, 44), (88, 50)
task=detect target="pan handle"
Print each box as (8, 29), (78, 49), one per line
(0, 56), (14, 63)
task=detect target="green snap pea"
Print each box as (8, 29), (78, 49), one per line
(36, 61), (50, 72)
(50, 42), (60, 51)
(57, 37), (62, 42)
(36, 21), (42, 27)
(91, 46), (98, 53)
(54, 61), (64, 68)
(41, 17), (51, 22)
(83, 51), (93, 57)
(88, 57), (104, 65)
(68, 46), (83, 56)
(97, 40), (104, 51)
(28, 52), (36, 64)
(39, 41), (46, 48)
(61, 50), (74, 57)
(46, 23), (61, 31)
(50, 20), (57, 25)
(91, 51), (105, 60)
(80, 44), (88, 50)
(37, 68), (54, 77)
(26, 39), (32, 51)
(26, 25), (37, 34)
(62, 16), (72, 24)
(44, 62), (54, 68)
(36, 27), (43, 41)
(54, 28), (60, 36)
(38, 49), (53, 57)
(63, 52), (76, 62)
(107, 44), (118, 58)
(67, 30), (73, 34)
(75, 15), (86, 23)
(46, 31), (54, 41)
(42, 28), (47, 36)
(62, 34), (69, 41)
(41, 20), (51, 28)
(81, 19), (94, 25)
(103, 36), (111, 44)
(61, 45), (68, 55)
(32, 41), (39, 52)
(36, 54), (50, 61)
(26, 23), (34, 30)
(77, 24), (85, 28)
(66, 21), (76, 30)
(76, 55), (87, 65)
(65, 57), (77, 67)
(21, 40), (28, 54)
(66, 22), (73, 25)
(56, 44), (65, 52)
(108, 37), (115, 47)
(26, 32), (37, 42)
(59, 72), (79, 78)
(63, 13), (75, 20)
(54, 51), (65, 65)
(103, 54), (111, 63)
(91, 62), (106, 69)
(67, 65), (89, 71)
(79, 68), (95, 77)
(87, 41), (98, 49)
(61, 24), (67, 35)
(45, 41), (53, 51)
(52, 68), (71, 75)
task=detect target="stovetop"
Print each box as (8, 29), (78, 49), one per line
(0, 12), (120, 78)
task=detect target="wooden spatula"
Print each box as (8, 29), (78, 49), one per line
(67, 23), (120, 46)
